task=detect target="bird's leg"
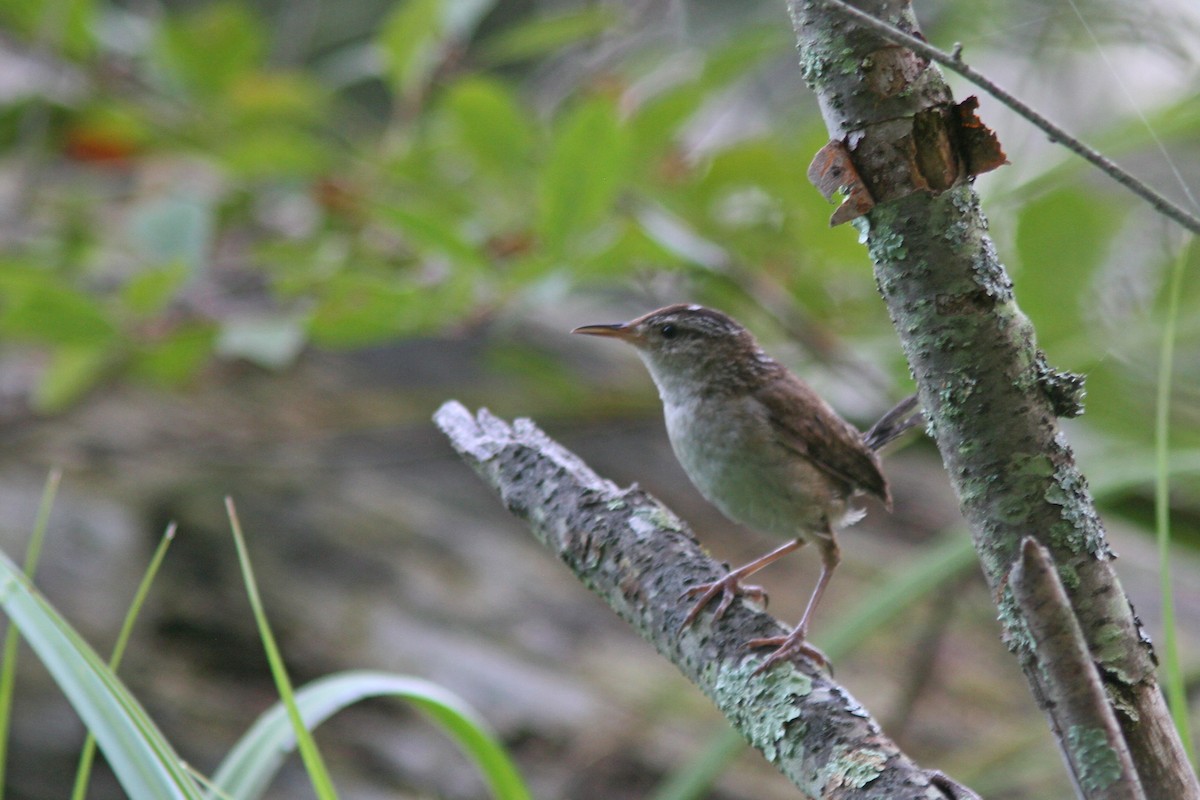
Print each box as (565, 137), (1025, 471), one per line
(681, 538), (804, 626)
(748, 533), (841, 674)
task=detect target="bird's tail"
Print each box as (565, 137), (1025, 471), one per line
(863, 393), (924, 452)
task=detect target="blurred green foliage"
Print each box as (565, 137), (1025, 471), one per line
(0, 2), (1197, 797)
(0, 0), (1197, 509)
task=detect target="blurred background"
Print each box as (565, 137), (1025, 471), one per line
(0, 0), (1198, 797)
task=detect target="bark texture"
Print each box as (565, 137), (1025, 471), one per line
(434, 401), (978, 800)
(1011, 539), (1144, 800)
(786, 1), (1198, 797)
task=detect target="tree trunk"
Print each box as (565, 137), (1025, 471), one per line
(785, 1), (1197, 797)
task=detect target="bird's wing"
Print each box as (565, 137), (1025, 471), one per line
(755, 372), (891, 507)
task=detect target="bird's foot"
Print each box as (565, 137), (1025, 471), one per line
(680, 574), (767, 626)
(747, 628), (829, 675)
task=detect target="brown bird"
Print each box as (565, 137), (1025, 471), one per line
(573, 303), (920, 673)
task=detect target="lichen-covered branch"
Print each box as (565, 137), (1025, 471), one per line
(1011, 539), (1144, 800)
(784, 1), (1198, 797)
(434, 401), (978, 800)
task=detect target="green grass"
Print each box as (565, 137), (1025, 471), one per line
(70, 522), (177, 800)
(225, 497), (339, 800)
(1154, 239), (1196, 760)
(0, 468), (60, 797)
(208, 671), (533, 800)
(0, 481), (533, 800)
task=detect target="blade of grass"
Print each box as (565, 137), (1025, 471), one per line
(71, 522), (178, 800)
(1154, 238), (1195, 760)
(210, 670), (532, 800)
(0, 548), (202, 798)
(224, 497), (338, 800)
(0, 467), (61, 796)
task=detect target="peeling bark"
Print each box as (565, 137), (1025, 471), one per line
(434, 401), (979, 800)
(786, 1), (1198, 797)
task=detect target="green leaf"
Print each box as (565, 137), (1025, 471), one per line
(477, 7), (616, 66)
(33, 345), (115, 413)
(129, 324), (216, 386)
(307, 273), (472, 348)
(1015, 187), (1122, 346)
(377, 0), (444, 99)
(441, 78), (535, 174)
(626, 26), (787, 161)
(538, 96), (627, 255)
(227, 71), (326, 122)
(375, 205), (487, 268)
(574, 217), (686, 278)
(218, 127), (331, 178)
(210, 671), (532, 800)
(0, 281), (117, 345)
(155, 2), (265, 94)
(0, 0), (96, 58)
(377, 0), (497, 98)
(0, 550), (203, 798)
(627, 81), (708, 161)
(122, 263), (191, 317)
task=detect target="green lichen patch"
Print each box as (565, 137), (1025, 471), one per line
(836, 46), (861, 76)
(969, 237), (1013, 302)
(628, 504), (683, 537)
(995, 494), (1035, 525)
(1047, 462), (1108, 558)
(1053, 558), (1080, 591)
(1067, 725), (1122, 793)
(822, 743), (888, 790)
(1011, 453), (1055, 479)
(1091, 622), (1140, 684)
(996, 585), (1037, 657)
(867, 226), (907, 264)
(707, 659), (812, 763)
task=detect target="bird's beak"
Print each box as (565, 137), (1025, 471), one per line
(571, 322), (639, 342)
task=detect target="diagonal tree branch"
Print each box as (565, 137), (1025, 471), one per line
(434, 401), (979, 800)
(784, 1), (1198, 797)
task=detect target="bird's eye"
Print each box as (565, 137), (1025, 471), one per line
(660, 323), (677, 340)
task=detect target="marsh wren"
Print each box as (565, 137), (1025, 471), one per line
(573, 304), (920, 673)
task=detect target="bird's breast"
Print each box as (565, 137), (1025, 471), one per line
(661, 393), (841, 537)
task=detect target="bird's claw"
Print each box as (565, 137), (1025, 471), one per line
(747, 629), (829, 675)
(680, 574), (767, 626)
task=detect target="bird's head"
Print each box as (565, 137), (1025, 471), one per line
(572, 304), (765, 394)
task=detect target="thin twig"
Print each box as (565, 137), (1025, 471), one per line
(817, 0), (1200, 235)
